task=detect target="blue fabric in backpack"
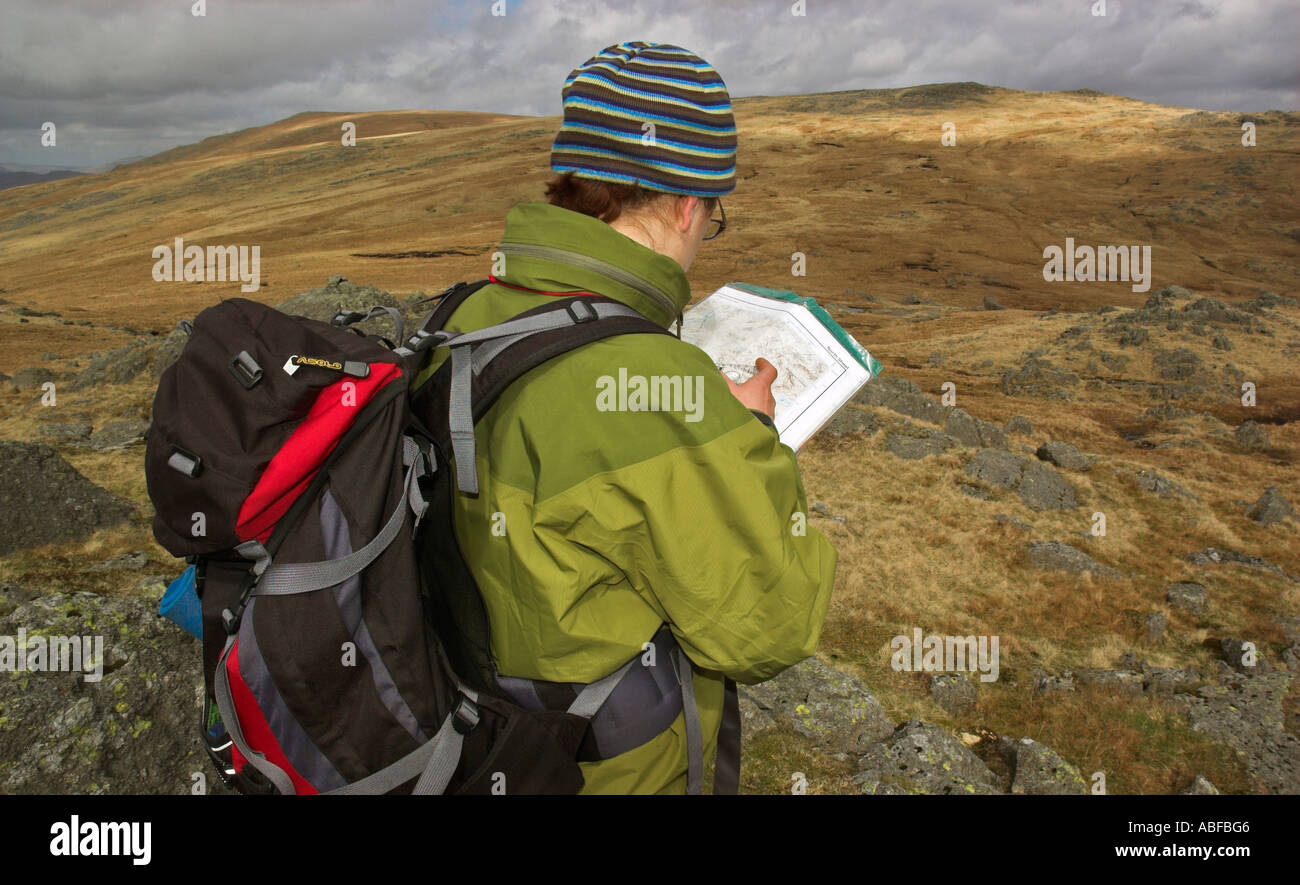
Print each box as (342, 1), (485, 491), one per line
(159, 565), (202, 640)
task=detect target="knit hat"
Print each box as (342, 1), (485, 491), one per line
(550, 41), (737, 197)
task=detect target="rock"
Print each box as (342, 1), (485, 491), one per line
(1074, 669), (1144, 696)
(1171, 670), (1299, 794)
(1003, 416), (1033, 435)
(1145, 611), (1167, 643)
(983, 295), (1005, 310)
(88, 419), (149, 452)
(36, 422), (94, 443)
(1219, 638), (1256, 673)
(0, 441), (135, 557)
(276, 279), (423, 341)
(822, 405), (878, 437)
(1028, 541), (1121, 577)
(852, 376), (946, 425)
(1017, 460), (1078, 511)
(1166, 582), (1208, 615)
(1035, 440), (1092, 473)
(885, 431), (954, 460)
(152, 325), (191, 378)
(1007, 737), (1088, 795)
(0, 590), (232, 794)
(9, 367), (55, 391)
(1235, 420), (1270, 452)
(965, 448), (1025, 489)
(1000, 358), (1079, 399)
(944, 409), (1007, 449)
(1246, 488), (1295, 527)
(929, 674), (977, 715)
(996, 513), (1033, 532)
(1143, 666), (1203, 697)
(1180, 774), (1220, 795)
(68, 340), (154, 392)
(739, 657), (895, 754)
(1186, 548), (1298, 582)
(1134, 470), (1196, 500)
(88, 552), (149, 572)
(853, 719), (1001, 795)
(1032, 669), (1075, 692)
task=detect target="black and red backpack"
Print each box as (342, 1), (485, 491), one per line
(144, 280), (740, 795)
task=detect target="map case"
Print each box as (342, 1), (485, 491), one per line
(680, 282), (883, 451)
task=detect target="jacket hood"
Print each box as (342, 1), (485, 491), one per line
(494, 201), (692, 329)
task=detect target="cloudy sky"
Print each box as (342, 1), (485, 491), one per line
(2, 0), (1296, 167)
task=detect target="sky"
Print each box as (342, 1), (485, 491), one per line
(1, 0), (1296, 167)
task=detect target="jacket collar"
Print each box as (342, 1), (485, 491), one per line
(493, 202), (690, 330)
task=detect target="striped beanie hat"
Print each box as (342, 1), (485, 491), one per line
(550, 41), (737, 197)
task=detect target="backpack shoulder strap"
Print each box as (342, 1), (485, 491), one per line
(412, 295), (672, 495)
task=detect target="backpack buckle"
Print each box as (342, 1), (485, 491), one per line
(452, 693), (481, 735)
(566, 300), (597, 324)
(229, 351), (263, 389)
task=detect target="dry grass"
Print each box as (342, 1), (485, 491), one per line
(0, 85), (1296, 793)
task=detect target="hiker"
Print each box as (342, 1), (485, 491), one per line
(411, 41), (837, 794)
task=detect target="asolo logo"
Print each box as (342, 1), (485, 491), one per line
(295, 355), (343, 370)
(283, 354), (342, 376)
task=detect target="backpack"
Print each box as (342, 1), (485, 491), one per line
(145, 280), (739, 794)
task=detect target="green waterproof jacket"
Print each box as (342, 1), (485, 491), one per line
(411, 201), (837, 793)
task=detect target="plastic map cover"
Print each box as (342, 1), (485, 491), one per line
(681, 282), (882, 451)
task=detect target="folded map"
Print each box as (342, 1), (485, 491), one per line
(680, 282), (882, 451)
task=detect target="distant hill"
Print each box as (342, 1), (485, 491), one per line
(0, 167), (85, 192)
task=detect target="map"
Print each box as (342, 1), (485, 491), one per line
(681, 283), (880, 450)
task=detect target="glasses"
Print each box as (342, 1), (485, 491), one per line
(702, 199), (726, 240)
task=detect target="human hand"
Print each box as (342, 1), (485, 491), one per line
(721, 357), (777, 418)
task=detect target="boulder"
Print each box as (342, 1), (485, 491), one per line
(9, 367), (55, 391)
(1166, 582), (1208, 615)
(885, 431), (955, 460)
(1179, 774), (1220, 795)
(1235, 420), (1270, 452)
(1006, 737), (1088, 795)
(964, 448), (1025, 489)
(853, 719), (1002, 795)
(1000, 358), (1079, 399)
(822, 405), (878, 437)
(852, 376), (946, 425)
(929, 674), (977, 715)
(1017, 460), (1079, 511)
(1035, 440), (1092, 473)
(1028, 541), (1121, 577)
(0, 587), (230, 794)
(0, 441), (135, 557)
(944, 409), (1008, 449)
(1246, 487), (1295, 526)
(88, 420), (149, 452)
(739, 657), (895, 754)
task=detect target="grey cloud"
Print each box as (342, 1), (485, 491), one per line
(0, 0), (1294, 166)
